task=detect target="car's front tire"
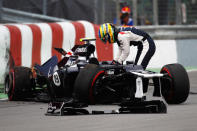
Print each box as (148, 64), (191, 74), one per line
(160, 63), (190, 104)
(74, 64), (105, 104)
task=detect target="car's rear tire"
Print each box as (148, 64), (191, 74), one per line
(5, 66), (34, 101)
(74, 64), (105, 104)
(160, 63), (190, 104)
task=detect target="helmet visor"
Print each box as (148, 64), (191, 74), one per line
(102, 33), (112, 43)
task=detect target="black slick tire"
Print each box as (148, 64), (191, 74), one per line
(160, 63), (190, 104)
(74, 64), (104, 104)
(5, 66), (33, 101)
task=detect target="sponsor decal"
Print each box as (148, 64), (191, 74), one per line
(53, 72), (61, 86)
(75, 47), (87, 53)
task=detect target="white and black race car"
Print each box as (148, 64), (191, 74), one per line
(4, 38), (190, 115)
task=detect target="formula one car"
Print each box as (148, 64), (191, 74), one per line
(45, 39), (189, 115)
(46, 63), (189, 115)
(4, 38), (99, 102)
(4, 38), (190, 115)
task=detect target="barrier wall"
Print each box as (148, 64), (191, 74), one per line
(0, 21), (197, 83)
(176, 39), (197, 67)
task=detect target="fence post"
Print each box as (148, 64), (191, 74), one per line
(0, 0), (3, 22)
(153, 0), (158, 25)
(101, 0), (105, 24)
(132, 0), (137, 25)
(43, 0), (47, 15)
(115, 0), (120, 25)
(175, 0), (182, 24)
(94, 0), (98, 24)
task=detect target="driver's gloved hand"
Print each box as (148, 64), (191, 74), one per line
(111, 60), (121, 65)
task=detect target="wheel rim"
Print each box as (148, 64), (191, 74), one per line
(89, 71), (105, 103)
(7, 71), (15, 101)
(161, 67), (174, 102)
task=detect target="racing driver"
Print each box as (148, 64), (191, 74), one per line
(98, 23), (156, 69)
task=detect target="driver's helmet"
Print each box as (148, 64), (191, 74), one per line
(98, 23), (115, 43)
(121, 6), (130, 14)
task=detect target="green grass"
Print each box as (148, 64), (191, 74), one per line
(185, 66), (197, 71)
(0, 93), (7, 99)
(147, 66), (197, 73)
(0, 84), (7, 99)
(147, 68), (161, 72)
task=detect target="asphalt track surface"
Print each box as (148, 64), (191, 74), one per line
(0, 71), (197, 131)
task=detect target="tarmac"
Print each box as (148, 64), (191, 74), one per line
(0, 71), (197, 131)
